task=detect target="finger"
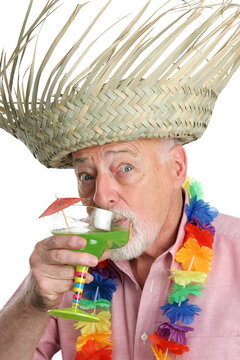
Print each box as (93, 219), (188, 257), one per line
(42, 235), (86, 251)
(37, 277), (74, 297)
(35, 264), (94, 283)
(85, 273), (94, 284)
(34, 264), (76, 280)
(99, 248), (111, 262)
(43, 249), (98, 267)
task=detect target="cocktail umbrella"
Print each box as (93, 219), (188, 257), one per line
(39, 197), (86, 218)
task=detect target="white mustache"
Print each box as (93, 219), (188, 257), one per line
(109, 207), (137, 227)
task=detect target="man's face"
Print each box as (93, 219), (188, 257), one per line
(72, 139), (177, 260)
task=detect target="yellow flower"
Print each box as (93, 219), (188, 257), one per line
(76, 331), (112, 352)
(74, 311), (111, 335)
(169, 269), (208, 286)
(182, 176), (191, 198)
(151, 344), (172, 360)
(175, 238), (214, 273)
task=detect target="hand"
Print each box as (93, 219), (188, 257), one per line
(28, 235), (110, 311)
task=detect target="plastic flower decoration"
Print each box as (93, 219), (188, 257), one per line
(80, 299), (111, 311)
(90, 260), (119, 279)
(168, 283), (205, 304)
(186, 196), (218, 224)
(75, 339), (112, 360)
(182, 176), (191, 197)
(97, 260), (110, 268)
(175, 238), (214, 273)
(74, 311), (111, 335)
(157, 322), (194, 345)
(150, 344), (172, 360)
(76, 331), (113, 352)
(84, 273), (117, 301)
(169, 269), (208, 286)
(184, 223), (214, 248)
(160, 299), (201, 324)
(189, 180), (204, 202)
(148, 333), (189, 354)
(189, 216), (216, 236)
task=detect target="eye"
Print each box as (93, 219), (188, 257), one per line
(79, 173), (94, 182)
(121, 164), (133, 172)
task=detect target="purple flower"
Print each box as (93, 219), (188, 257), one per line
(189, 216), (216, 236)
(186, 196), (218, 224)
(84, 273), (117, 301)
(90, 265), (119, 280)
(160, 299), (201, 324)
(157, 322), (194, 345)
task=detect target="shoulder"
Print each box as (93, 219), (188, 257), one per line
(213, 213), (240, 239)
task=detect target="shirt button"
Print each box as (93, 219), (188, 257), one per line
(141, 332), (148, 342)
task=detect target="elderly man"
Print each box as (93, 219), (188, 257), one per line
(1, 1), (240, 359)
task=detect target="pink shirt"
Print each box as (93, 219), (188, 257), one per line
(30, 211), (240, 360)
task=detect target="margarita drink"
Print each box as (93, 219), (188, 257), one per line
(47, 206), (131, 322)
(52, 229), (129, 258)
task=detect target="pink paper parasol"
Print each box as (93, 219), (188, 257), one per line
(39, 197), (86, 218)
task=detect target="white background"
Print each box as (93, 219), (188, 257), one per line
(1, 1), (240, 359)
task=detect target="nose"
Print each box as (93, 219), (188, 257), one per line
(93, 171), (119, 209)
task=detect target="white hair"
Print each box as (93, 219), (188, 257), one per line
(158, 138), (180, 164)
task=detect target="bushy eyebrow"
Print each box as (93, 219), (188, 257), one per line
(73, 148), (138, 166)
(72, 157), (90, 167)
(73, 156), (88, 165)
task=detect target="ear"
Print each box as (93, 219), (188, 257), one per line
(168, 145), (187, 189)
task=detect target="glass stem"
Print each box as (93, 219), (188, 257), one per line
(72, 265), (89, 309)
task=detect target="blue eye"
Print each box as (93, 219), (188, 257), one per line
(79, 173), (93, 182)
(122, 164), (133, 172)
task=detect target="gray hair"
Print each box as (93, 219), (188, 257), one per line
(158, 138), (180, 164)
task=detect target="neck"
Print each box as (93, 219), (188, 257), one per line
(130, 189), (184, 289)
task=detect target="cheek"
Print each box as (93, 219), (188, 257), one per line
(134, 182), (173, 223)
(77, 182), (94, 199)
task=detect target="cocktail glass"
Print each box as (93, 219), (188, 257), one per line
(47, 205), (131, 322)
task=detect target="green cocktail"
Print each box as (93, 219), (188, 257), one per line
(48, 206), (131, 322)
(52, 230), (129, 258)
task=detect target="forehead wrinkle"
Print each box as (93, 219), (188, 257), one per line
(73, 144), (139, 165)
(104, 149), (138, 158)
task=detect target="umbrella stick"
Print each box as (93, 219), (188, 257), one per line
(61, 209), (71, 233)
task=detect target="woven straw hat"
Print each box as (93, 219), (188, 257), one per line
(1, 0), (240, 168)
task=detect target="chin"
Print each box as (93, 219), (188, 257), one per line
(109, 245), (145, 261)
(109, 223), (160, 261)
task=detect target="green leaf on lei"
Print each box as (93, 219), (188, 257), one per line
(190, 180), (204, 203)
(80, 298), (111, 310)
(168, 283), (205, 304)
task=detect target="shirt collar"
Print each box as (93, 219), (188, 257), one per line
(167, 188), (189, 259)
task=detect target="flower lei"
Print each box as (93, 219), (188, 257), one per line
(74, 177), (218, 359)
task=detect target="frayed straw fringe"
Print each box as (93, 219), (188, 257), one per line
(1, 0), (240, 167)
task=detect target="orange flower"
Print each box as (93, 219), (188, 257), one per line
(150, 344), (172, 360)
(148, 333), (189, 354)
(75, 339), (112, 360)
(76, 331), (112, 352)
(184, 223), (214, 248)
(175, 238), (213, 273)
